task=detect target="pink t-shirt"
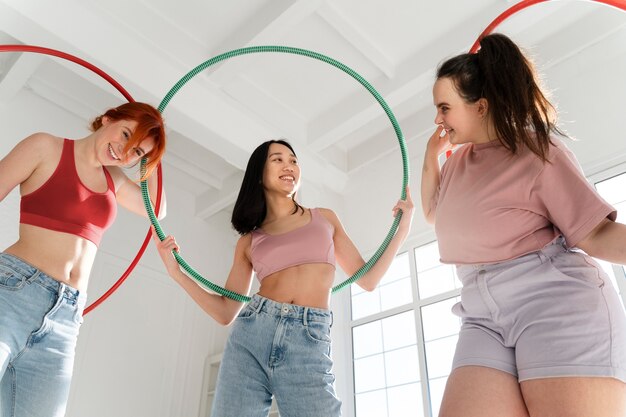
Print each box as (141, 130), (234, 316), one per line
(432, 136), (616, 265)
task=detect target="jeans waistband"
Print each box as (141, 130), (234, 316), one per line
(0, 252), (85, 305)
(457, 236), (568, 276)
(248, 294), (332, 325)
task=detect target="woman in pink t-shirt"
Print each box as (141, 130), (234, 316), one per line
(421, 33), (626, 417)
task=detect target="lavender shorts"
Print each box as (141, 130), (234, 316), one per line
(452, 238), (626, 382)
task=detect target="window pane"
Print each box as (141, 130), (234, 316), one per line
(354, 354), (386, 393)
(353, 245), (464, 417)
(595, 172), (626, 207)
(353, 321), (383, 359)
(355, 389), (388, 417)
(428, 376), (449, 417)
(351, 290), (381, 320)
(387, 383), (424, 417)
(382, 311), (416, 351)
(421, 298), (461, 342)
(380, 277), (413, 311)
(351, 252), (413, 320)
(417, 264), (459, 299)
(594, 172), (626, 304)
(380, 252), (410, 285)
(385, 346), (420, 386)
(425, 335), (459, 379)
(414, 242), (441, 272)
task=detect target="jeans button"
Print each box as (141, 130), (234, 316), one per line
(282, 305), (289, 314)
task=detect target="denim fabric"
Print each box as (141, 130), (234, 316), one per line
(211, 294), (342, 417)
(0, 253), (86, 417)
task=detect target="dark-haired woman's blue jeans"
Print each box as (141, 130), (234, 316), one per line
(211, 294), (342, 417)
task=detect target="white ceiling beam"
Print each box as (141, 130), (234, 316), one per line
(0, 1), (275, 164)
(0, 53), (44, 103)
(348, 106), (433, 173)
(212, 0), (295, 55)
(0, 0), (347, 194)
(345, 5), (626, 171)
(162, 152), (223, 190)
(208, 0), (326, 85)
(316, 2), (396, 79)
(27, 70), (108, 121)
(221, 74), (308, 142)
(307, 1), (617, 156)
(305, 2), (497, 153)
(195, 171), (243, 220)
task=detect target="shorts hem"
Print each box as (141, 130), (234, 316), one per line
(452, 358), (518, 378)
(519, 365), (626, 383)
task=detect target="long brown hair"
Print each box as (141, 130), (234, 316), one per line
(437, 33), (565, 161)
(91, 102), (166, 179)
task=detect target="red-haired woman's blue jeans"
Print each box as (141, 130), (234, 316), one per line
(0, 253), (86, 417)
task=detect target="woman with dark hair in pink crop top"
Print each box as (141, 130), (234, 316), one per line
(0, 102), (167, 417)
(421, 33), (626, 417)
(153, 139), (414, 417)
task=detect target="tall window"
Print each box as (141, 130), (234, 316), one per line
(351, 245), (462, 417)
(593, 169), (626, 302)
(351, 166), (626, 417)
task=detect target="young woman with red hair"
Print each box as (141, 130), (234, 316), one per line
(0, 102), (167, 417)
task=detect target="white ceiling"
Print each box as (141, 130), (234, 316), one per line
(1, 0), (624, 219)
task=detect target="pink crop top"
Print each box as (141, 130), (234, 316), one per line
(20, 139), (118, 246)
(250, 208), (336, 281)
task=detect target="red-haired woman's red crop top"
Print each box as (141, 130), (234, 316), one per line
(20, 139), (117, 246)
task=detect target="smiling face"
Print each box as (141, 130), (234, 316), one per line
(433, 77), (491, 145)
(99, 117), (155, 166)
(262, 142), (301, 197)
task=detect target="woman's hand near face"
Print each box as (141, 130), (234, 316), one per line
(421, 126), (450, 225)
(426, 125), (454, 157)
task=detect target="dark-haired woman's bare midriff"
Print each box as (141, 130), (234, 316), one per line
(257, 263), (335, 309)
(4, 224), (97, 292)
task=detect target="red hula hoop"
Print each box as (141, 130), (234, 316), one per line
(470, 0), (626, 53)
(0, 44), (163, 315)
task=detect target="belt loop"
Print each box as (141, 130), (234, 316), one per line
(254, 296), (265, 313)
(536, 250), (547, 263)
(26, 269), (41, 284)
(58, 282), (66, 300)
(303, 307), (309, 326)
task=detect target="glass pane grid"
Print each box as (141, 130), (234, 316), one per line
(351, 252), (413, 320)
(353, 311), (423, 416)
(594, 172), (626, 307)
(414, 242), (461, 301)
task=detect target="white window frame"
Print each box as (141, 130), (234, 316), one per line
(587, 161), (626, 301)
(349, 230), (461, 417)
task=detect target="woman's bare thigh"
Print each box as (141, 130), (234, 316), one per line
(438, 366), (529, 417)
(520, 377), (626, 417)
